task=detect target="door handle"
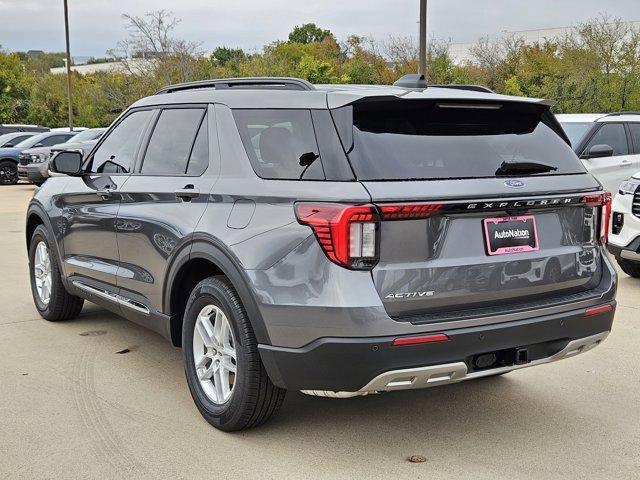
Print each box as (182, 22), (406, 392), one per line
(96, 188), (113, 199)
(175, 185), (200, 201)
(620, 160), (632, 167)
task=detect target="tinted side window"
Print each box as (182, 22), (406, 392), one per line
(141, 108), (205, 175)
(87, 110), (153, 174)
(585, 123), (629, 156)
(8, 134), (32, 146)
(187, 115), (209, 176)
(233, 109), (324, 180)
(628, 123), (640, 153)
(41, 135), (71, 147)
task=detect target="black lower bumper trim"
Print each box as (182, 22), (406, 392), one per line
(259, 303), (615, 392)
(608, 236), (640, 257)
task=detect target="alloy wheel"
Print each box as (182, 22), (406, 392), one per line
(34, 241), (52, 305)
(192, 305), (237, 404)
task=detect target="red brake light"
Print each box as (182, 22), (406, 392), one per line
(601, 192), (612, 245)
(582, 193), (611, 245)
(392, 333), (449, 346)
(295, 203), (379, 269)
(379, 203), (443, 220)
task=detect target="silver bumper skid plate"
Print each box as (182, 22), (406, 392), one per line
(301, 331), (609, 398)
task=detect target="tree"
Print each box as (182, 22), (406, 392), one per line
(116, 10), (204, 86)
(0, 48), (33, 123)
(288, 24), (333, 44)
(211, 47), (246, 66)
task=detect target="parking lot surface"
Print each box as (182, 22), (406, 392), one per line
(0, 184), (639, 480)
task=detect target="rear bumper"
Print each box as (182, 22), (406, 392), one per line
(259, 302), (615, 392)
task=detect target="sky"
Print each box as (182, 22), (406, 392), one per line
(1, 0), (640, 57)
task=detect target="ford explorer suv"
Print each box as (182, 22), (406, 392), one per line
(557, 113), (640, 193)
(26, 77), (617, 431)
(0, 131), (77, 185)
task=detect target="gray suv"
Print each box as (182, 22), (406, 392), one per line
(26, 77), (617, 431)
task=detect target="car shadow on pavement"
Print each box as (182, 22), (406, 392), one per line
(65, 304), (605, 463)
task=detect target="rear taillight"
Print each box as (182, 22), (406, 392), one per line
(601, 192), (612, 245)
(583, 192), (612, 245)
(295, 203), (379, 270)
(379, 203), (443, 220)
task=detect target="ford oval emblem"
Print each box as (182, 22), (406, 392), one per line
(504, 179), (525, 188)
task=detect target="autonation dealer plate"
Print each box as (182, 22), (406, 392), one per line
(483, 215), (539, 256)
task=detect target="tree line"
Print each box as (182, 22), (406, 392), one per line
(1, 12), (639, 128)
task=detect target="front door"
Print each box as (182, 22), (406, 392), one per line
(581, 122), (635, 193)
(115, 105), (217, 316)
(60, 109), (154, 289)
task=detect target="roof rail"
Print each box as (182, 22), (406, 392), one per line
(155, 77), (316, 95)
(601, 111), (640, 118)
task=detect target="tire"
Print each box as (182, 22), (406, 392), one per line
(29, 225), (84, 321)
(617, 258), (640, 278)
(182, 276), (286, 431)
(0, 160), (18, 185)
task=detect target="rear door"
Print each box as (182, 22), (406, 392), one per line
(580, 122), (635, 193)
(115, 104), (217, 316)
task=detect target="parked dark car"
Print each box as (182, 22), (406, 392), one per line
(0, 131), (77, 185)
(26, 77), (616, 431)
(0, 124), (48, 135)
(18, 128), (105, 185)
(0, 132), (38, 148)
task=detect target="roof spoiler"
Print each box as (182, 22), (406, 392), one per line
(392, 74), (494, 93)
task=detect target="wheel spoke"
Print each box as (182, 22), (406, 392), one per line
(196, 314), (215, 347)
(221, 356), (236, 373)
(213, 361), (226, 402)
(198, 363), (214, 381)
(212, 309), (224, 346)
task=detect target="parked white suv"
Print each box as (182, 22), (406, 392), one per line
(608, 173), (640, 277)
(557, 113), (640, 193)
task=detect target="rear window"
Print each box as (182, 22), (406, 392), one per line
(333, 100), (585, 181)
(233, 109), (324, 180)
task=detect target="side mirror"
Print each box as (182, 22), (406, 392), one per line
(585, 144), (614, 159)
(51, 151), (83, 176)
(33, 143), (44, 148)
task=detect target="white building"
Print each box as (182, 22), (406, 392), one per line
(50, 58), (152, 75)
(448, 21), (640, 65)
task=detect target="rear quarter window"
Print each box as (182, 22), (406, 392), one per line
(233, 109), (324, 180)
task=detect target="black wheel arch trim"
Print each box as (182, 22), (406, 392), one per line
(163, 232), (272, 346)
(25, 202), (71, 290)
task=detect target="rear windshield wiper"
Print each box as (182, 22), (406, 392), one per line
(496, 160), (558, 176)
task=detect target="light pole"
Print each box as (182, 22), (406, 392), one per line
(63, 0), (74, 131)
(418, 0), (427, 79)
